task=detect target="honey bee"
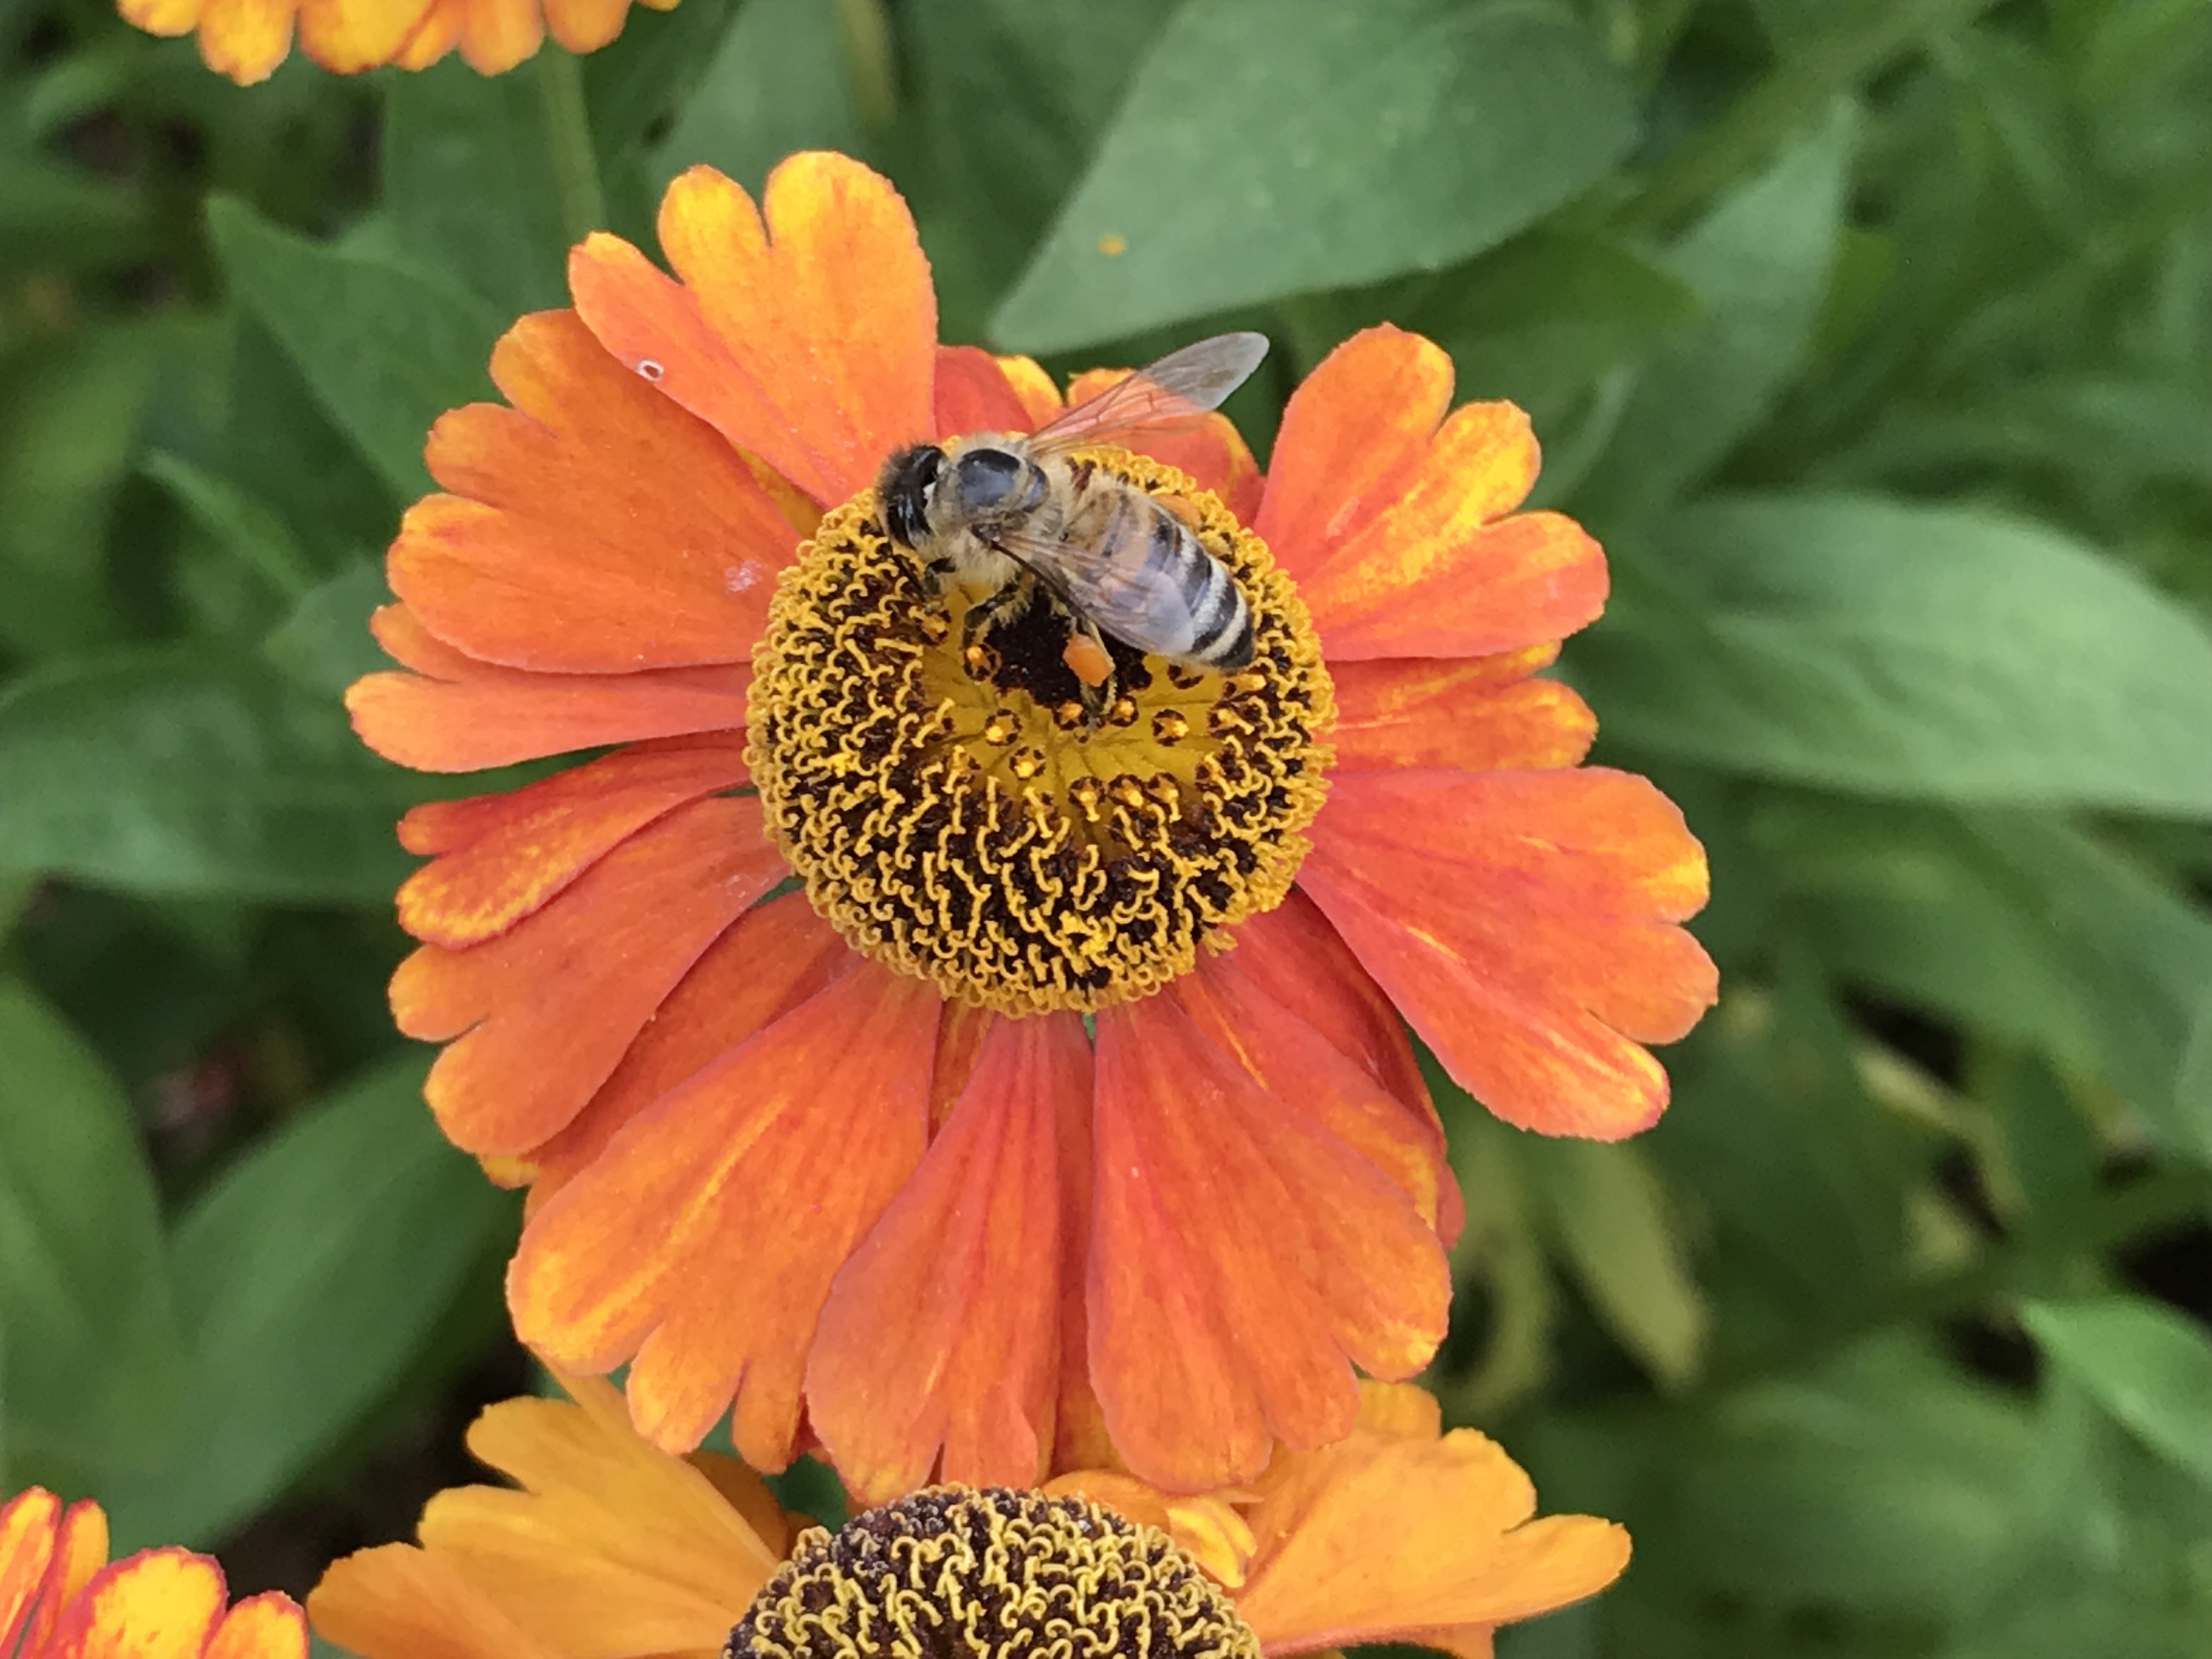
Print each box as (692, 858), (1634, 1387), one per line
(876, 331), (1269, 720)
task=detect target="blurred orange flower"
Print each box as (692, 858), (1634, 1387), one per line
(0, 1486), (307, 1659)
(348, 151), (1716, 1498)
(116, 0), (676, 86)
(309, 1374), (1630, 1659)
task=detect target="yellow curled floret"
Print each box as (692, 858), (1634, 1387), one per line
(724, 1486), (1262, 1659)
(746, 448), (1333, 1015)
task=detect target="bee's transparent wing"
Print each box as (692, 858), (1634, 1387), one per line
(1024, 332), (1269, 458)
(989, 528), (1196, 660)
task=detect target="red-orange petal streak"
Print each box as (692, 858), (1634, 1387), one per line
(572, 155), (934, 505)
(391, 796), (783, 1158)
(349, 606), (752, 773)
(392, 310), (798, 674)
(526, 895), (853, 1203)
(1330, 651), (1595, 774)
(809, 1012), (1091, 1503)
(1301, 769), (1717, 1141)
(1088, 997), (1451, 1492)
(509, 965), (939, 1469)
(0, 1487), (61, 1652)
(395, 741), (752, 950)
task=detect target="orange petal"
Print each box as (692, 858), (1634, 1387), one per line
(1301, 769), (1718, 1141)
(392, 311), (797, 675)
(1305, 506), (1606, 661)
(204, 1595), (307, 1659)
(1087, 996), (1451, 1492)
(193, 0), (296, 83)
(509, 964), (938, 1468)
(392, 0), (460, 66)
(457, 0), (541, 72)
(543, 0), (629, 52)
(1234, 1427), (1629, 1652)
(18, 1498), (109, 1655)
(934, 345), (1043, 438)
(41, 1548), (223, 1659)
(394, 740), (751, 949)
(391, 795), (783, 1157)
(1065, 367), (1263, 523)
(571, 155), (935, 505)
(309, 1545), (561, 1659)
(294, 0), (420, 69)
(409, 1379), (775, 1652)
(809, 1012), (1091, 1503)
(1256, 326), (1453, 584)
(1, 1487), (63, 1652)
(1330, 651), (1595, 774)
(1176, 952), (1448, 1234)
(527, 894), (853, 1202)
(118, 0), (199, 39)
(1257, 328), (1605, 658)
(994, 355), (1065, 429)
(349, 605), (753, 773)
(1226, 893), (1462, 1245)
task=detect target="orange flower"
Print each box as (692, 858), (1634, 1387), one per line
(348, 151), (1717, 1499)
(309, 1374), (1629, 1659)
(0, 1485), (307, 1659)
(116, 0), (676, 86)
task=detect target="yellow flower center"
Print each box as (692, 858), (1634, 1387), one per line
(747, 449), (1332, 1015)
(725, 1486), (1260, 1659)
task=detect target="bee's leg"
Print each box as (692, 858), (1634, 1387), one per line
(920, 554), (959, 596)
(960, 577), (1029, 658)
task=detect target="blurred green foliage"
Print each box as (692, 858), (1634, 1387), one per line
(2, 0), (2209, 1652)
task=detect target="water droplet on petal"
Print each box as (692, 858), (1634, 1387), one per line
(636, 359), (665, 382)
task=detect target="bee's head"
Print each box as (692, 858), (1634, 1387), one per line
(876, 443), (945, 548)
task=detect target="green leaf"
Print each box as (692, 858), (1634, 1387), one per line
(263, 557), (395, 695)
(97, 1056), (513, 1548)
(1646, 961), (1921, 1347)
(0, 155), (143, 276)
(221, 319), (405, 565)
(143, 450), (319, 602)
(383, 58), (571, 313)
(2177, 988), (2212, 1160)
(2022, 1297), (2212, 1487)
(897, 0), (1182, 338)
(990, 0), (1639, 353)
(1753, 803), (2212, 1155)
(1583, 493), (2212, 815)
(1589, 1335), (2034, 1621)
(0, 324), (164, 662)
(1435, 231), (1700, 425)
(655, 0), (867, 198)
(1577, 103), (1856, 523)
(1527, 1139), (1710, 1390)
(0, 646), (424, 904)
(206, 196), (504, 499)
(0, 979), (182, 1481)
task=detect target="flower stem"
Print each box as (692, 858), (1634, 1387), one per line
(1615, 0), (2001, 237)
(538, 44), (606, 247)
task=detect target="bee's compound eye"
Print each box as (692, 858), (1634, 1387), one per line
(953, 448), (1026, 509)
